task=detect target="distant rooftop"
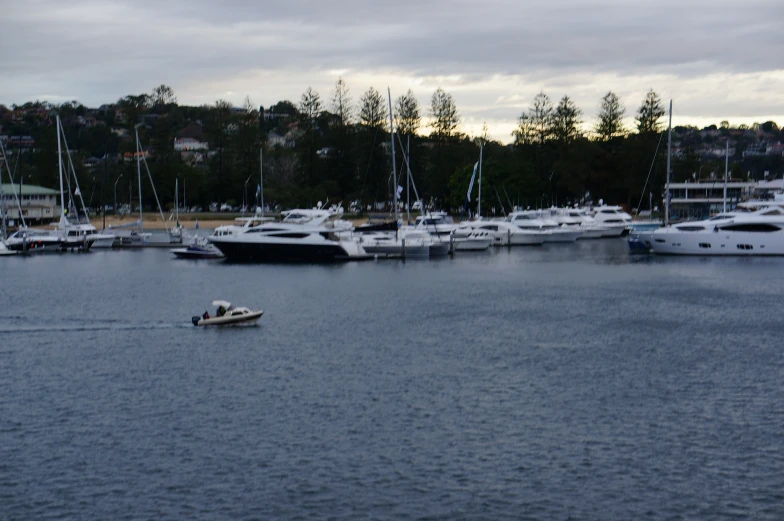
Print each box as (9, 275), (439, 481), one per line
(1, 183), (59, 195)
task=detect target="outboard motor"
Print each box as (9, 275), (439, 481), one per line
(191, 316), (201, 326)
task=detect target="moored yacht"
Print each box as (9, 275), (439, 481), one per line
(208, 208), (369, 262)
(456, 219), (547, 246)
(590, 205), (631, 237)
(647, 205), (784, 255)
(507, 211), (581, 242)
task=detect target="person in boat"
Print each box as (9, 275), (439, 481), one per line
(217, 305), (226, 317)
(203, 310), (210, 319)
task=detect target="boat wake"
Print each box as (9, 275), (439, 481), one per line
(0, 321), (192, 334)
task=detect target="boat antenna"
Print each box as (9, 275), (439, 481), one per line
(387, 88), (399, 240)
(665, 100), (672, 227)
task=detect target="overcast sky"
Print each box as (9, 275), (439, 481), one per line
(1, 0), (782, 142)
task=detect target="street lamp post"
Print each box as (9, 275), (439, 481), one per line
(114, 173), (123, 214)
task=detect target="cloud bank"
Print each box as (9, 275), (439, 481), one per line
(2, 0), (782, 141)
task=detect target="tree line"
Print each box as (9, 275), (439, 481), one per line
(2, 83), (781, 216)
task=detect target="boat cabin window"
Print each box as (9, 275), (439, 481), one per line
(600, 210), (617, 214)
(719, 223), (781, 233)
(677, 226), (705, 232)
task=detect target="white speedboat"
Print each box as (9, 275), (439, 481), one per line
(171, 237), (224, 259)
(192, 300), (263, 326)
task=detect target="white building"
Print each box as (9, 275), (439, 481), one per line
(174, 137), (209, 152)
(1, 183), (60, 223)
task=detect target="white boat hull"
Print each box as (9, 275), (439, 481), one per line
(453, 238), (492, 251)
(650, 229), (784, 255)
(545, 229), (583, 243)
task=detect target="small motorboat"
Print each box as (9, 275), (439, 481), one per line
(192, 300), (263, 326)
(172, 237), (224, 259)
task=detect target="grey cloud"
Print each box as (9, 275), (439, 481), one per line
(1, 0), (782, 130)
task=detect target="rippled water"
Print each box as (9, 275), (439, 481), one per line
(2, 241), (784, 520)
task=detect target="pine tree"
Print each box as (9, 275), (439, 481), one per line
(331, 77), (352, 127)
(635, 89), (665, 134)
(429, 87), (459, 140)
(358, 87), (387, 131)
(395, 89), (421, 136)
(552, 96), (583, 144)
(595, 91), (626, 141)
(299, 87), (322, 186)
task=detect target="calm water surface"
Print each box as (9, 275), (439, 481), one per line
(2, 240), (783, 520)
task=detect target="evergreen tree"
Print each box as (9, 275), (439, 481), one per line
(552, 95), (583, 144)
(395, 89), (421, 136)
(358, 87), (387, 131)
(595, 91), (626, 141)
(429, 87), (459, 140)
(299, 87), (322, 186)
(635, 89), (665, 134)
(330, 77), (352, 126)
(530, 92), (554, 145)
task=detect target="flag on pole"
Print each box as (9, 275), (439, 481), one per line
(466, 162), (478, 205)
(256, 184), (261, 196)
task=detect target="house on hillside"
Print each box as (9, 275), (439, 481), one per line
(176, 123), (205, 141)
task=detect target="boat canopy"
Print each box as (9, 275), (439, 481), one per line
(212, 300), (232, 309)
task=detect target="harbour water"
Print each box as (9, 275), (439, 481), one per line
(2, 240), (784, 520)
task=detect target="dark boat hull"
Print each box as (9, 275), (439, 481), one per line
(211, 240), (353, 263)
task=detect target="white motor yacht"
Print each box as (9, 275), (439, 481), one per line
(506, 211), (580, 242)
(590, 205), (632, 237)
(4, 228), (66, 253)
(208, 208), (369, 262)
(456, 220), (547, 246)
(647, 205), (784, 255)
(552, 208), (609, 239)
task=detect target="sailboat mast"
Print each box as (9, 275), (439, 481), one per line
(478, 142), (483, 218)
(723, 140), (729, 213)
(665, 100), (672, 227)
(175, 177), (179, 223)
(57, 116), (66, 221)
(387, 88), (399, 239)
(0, 156), (5, 239)
(259, 147), (264, 216)
(406, 135), (410, 225)
(135, 126), (143, 233)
